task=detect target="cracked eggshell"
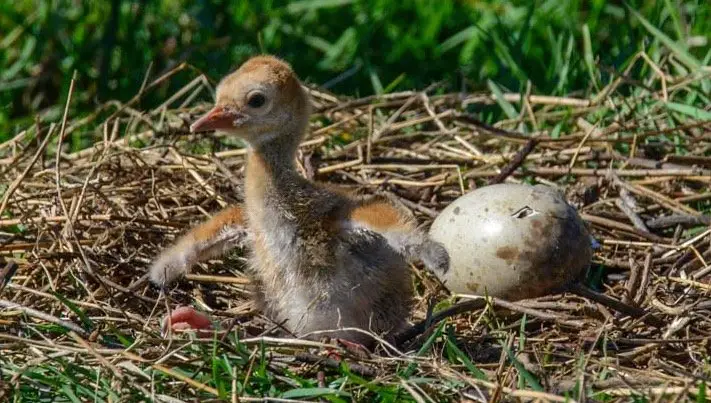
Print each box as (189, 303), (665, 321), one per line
(429, 183), (592, 301)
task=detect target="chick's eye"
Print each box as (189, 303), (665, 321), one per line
(247, 92), (266, 108)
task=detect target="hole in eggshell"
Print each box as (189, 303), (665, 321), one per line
(511, 205), (537, 219)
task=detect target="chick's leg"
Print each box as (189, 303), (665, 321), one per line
(150, 205), (249, 286)
(348, 200), (449, 274)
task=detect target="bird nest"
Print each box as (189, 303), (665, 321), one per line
(1, 58), (710, 401)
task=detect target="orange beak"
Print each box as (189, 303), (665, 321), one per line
(190, 106), (246, 133)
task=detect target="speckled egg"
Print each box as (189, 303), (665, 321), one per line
(428, 183), (592, 301)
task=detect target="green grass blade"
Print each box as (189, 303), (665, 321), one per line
(282, 387), (350, 399)
(487, 80), (518, 119)
(627, 5), (701, 69)
(369, 68), (384, 95)
(697, 382), (707, 403)
(500, 342), (543, 391)
(51, 291), (93, 331)
(401, 321), (445, 378)
(518, 314), (528, 389)
(445, 338), (487, 380)
(662, 0), (685, 41)
(555, 35), (574, 94)
(382, 73), (406, 94)
(303, 35), (333, 53)
(287, 0), (355, 14)
(665, 102), (711, 120)
(61, 384), (83, 403)
(582, 24), (599, 91)
(439, 26), (477, 53)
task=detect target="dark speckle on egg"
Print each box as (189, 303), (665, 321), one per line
(466, 282), (480, 292)
(496, 246), (519, 263)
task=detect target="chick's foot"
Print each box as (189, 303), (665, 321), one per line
(161, 306), (215, 337)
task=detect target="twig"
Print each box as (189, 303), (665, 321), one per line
(0, 214), (185, 228)
(67, 331), (125, 380)
(634, 252), (653, 305)
(152, 363), (219, 396)
(581, 213), (667, 243)
(0, 124), (56, 217)
(0, 260), (18, 294)
(615, 199), (650, 233)
(567, 283), (664, 328)
(488, 138), (537, 184)
(646, 214), (711, 229)
(0, 299), (88, 336)
(294, 352), (376, 377)
(528, 167), (710, 177)
(623, 255), (641, 305)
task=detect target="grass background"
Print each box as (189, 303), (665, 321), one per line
(1, 0), (709, 147)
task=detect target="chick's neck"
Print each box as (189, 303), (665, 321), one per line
(244, 119), (306, 212)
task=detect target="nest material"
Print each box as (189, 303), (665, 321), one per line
(1, 59), (710, 401)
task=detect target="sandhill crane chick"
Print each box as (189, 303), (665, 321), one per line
(149, 55), (449, 346)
